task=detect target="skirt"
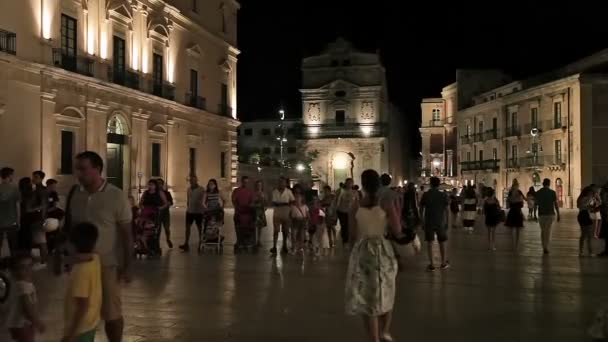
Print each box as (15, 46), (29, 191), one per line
(505, 208), (524, 228)
(345, 237), (397, 316)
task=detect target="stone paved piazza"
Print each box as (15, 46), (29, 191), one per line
(6, 209), (608, 342)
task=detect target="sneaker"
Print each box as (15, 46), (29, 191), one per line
(167, 240), (173, 249)
(179, 244), (190, 252)
(270, 247), (277, 255)
(440, 261), (450, 270)
(426, 264), (436, 272)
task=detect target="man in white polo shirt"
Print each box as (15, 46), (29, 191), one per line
(270, 177), (294, 255)
(67, 151), (132, 342)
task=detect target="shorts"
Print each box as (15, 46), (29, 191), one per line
(75, 329), (96, 342)
(186, 212), (203, 228)
(32, 228), (46, 244)
(273, 207), (291, 232)
(101, 267), (122, 321)
(424, 226), (448, 242)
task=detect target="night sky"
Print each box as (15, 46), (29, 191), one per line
(236, 0), (606, 153)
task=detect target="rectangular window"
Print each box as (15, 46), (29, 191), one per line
(189, 148), (196, 176)
(60, 130), (74, 174)
(152, 53), (163, 96)
(511, 111), (518, 127)
(61, 14), (77, 70)
(113, 36), (125, 84)
(261, 128), (271, 136)
(493, 148), (497, 160)
(221, 83), (228, 116)
(478, 121), (484, 134)
(287, 147), (296, 154)
(479, 150), (484, 161)
(466, 151), (471, 162)
(554, 102), (562, 128)
(220, 152), (226, 178)
(531, 107), (538, 128)
(244, 128), (253, 136)
(492, 117), (497, 130)
(192, 0), (198, 12)
(335, 110), (345, 125)
(190, 69), (198, 96)
(555, 140), (562, 163)
(432, 109), (441, 122)
(466, 125), (471, 137)
(511, 145), (518, 161)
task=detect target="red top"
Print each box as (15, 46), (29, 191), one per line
(310, 206), (323, 225)
(233, 187), (255, 227)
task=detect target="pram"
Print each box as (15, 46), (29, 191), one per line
(134, 207), (161, 258)
(198, 208), (225, 254)
(234, 209), (258, 253)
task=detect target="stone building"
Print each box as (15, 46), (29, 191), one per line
(299, 39), (408, 188)
(0, 0), (240, 202)
(237, 118), (301, 165)
(421, 50), (608, 208)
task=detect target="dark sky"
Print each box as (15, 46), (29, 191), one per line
(236, 0), (606, 151)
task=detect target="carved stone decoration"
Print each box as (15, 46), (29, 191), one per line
(360, 101), (375, 120)
(307, 103), (321, 122)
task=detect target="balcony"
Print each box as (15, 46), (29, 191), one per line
(473, 132), (484, 142)
(218, 104), (233, 117)
(143, 78), (175, 101)
(52, 49), (94, 77)
(506, 158), (519, 168)
(427, 119), (444, 127)
(107, 66), (140, 90)
(0, 29), (16, 55)
(185, 93), (206, 110)
(461, 159), (500, 172)
(550, 117), (567, 130)
(520, 154), (565, 168)
(300, 122), (387, 139)
(484, 129), (499, 140)
(504, 126), (521, 137)
(461, 135), (473, 144)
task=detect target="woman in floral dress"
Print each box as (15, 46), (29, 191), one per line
(345, 170), (406, 342)
(253, 180), (267, 247)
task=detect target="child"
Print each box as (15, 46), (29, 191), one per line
(310, 197), (330, 257)
(5, 254), (45, 342)
(63, 222), (101, 342)
(289, 193), (309, 255)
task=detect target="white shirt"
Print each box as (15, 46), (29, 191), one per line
(5, 279), (36, 328)
(272, 188), (295, 205)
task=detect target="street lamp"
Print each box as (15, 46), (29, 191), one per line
(277, 108), (287, 168)
(296, 163), (305, 172)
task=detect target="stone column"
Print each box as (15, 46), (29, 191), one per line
(85, 101), (108, 163)
(131, 110), (149, 185)
(446, 149), (454, 177)
(40, 92), (57, 174)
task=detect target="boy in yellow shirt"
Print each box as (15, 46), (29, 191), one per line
(63, 222), (102, 342)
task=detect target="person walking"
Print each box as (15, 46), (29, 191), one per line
(139, 179), (169, 256)
(0, 167), (20, 257)
(419, 176), (450, 271)
(156, 179), (174, 248)
(598, 182), (608, 257)
(345, 170), (406, 342)
(506, 180), (526, 250)
(65, 151), (133, 342)
(535, 178), (560, 254)
(483, 188), (501, 251)
(462, 186), (477, 234)
(18, 177), (46, 268)
(270, 177), (294, 254)
(180, 175), (205, 252)
(336, 178), (358, 248)
(526, 186), (537, 221)
(232, 176), (255, 249)
(578, 186), (595, 256)
(320, 185), (337, 248)
(449, 188), (460, 228)
(590, 184), (602, 239)
(253, 180), (267, 247)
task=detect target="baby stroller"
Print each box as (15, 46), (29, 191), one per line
(234, 209), (257, 253)
(199, 208), (224, 254)
(134, 207), (161, 258)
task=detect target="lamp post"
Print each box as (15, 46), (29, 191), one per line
(277, 108), (287, 169)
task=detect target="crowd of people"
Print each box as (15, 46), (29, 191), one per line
(4, 149), (608, 342)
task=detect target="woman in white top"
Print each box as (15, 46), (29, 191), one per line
(345, 170), (406, 342)
(289, 192), (309, 255)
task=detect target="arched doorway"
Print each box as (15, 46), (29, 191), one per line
(556, 178), (564, 208)
(330, 151), (354, 188)
(106, 114), (129, 189)
(532, 172), (541, 189)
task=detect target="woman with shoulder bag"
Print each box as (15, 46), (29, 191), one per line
(578, 186), (595, 257)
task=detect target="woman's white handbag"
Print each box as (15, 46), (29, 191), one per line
(43, 218), (60, 232)
(411, 235), (421, 254)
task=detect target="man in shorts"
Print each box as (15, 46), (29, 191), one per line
(0, 167), (20, 257)
(180, 175), (205, 252)
(419, 176), (450, 271)
(67, 151), (132, 342)
(270, 177), (294, 255)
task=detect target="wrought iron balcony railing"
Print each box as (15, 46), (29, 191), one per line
(427, 119), (444, 127)
(504, 126), (521, 137)
(460, 159), (500, 172)
(218, 104), (233, 117)
(0, 29), (16, 55)
(300, 122), (387, 139)
(484, 129), (499, 140)
(52, 48), (94, 77)
(185, 93), (206, 110)
(107, 66), (140, 90)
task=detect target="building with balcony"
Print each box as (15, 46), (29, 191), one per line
(0, 0), (240, 202)
(299, 38), (408, 188)
(237, 118), (301, 166)
(453, 50), (608, 208)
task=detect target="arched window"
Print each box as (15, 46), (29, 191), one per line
(107, 115), (127, 135)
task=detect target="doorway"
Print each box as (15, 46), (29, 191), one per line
(106, 115), (129, 189)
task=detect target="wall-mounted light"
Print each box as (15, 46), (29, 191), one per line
(360, 124), (373, 136)
(308, 126), (320, 135)
(296, 163), (305, 172)
(41, 0), (52, 40)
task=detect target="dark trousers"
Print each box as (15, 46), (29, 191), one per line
(0, 225), (18, 257)
(159, 209), (171, 241)
(337, 211), (350, 244)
